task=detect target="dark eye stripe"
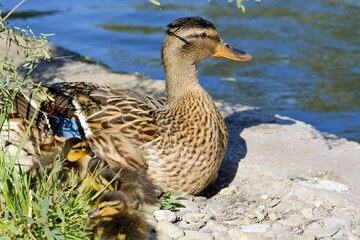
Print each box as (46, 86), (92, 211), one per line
(188, 34), (218, 40)
(71, 146), (85, 150)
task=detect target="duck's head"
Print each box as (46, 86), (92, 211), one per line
(88, 191), (128, 219)
(162, 16), (252, 65)
(61, 137), (89, 162)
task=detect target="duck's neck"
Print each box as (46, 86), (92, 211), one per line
(163, 51), (201, 104)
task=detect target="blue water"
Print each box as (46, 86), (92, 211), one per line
(2, 0), (360, 142)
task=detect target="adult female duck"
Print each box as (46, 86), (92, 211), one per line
(6, 17), (251, 195)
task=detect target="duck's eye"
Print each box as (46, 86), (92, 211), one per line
(200, 32), (208, 38)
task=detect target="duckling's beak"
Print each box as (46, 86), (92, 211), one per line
(88, 208), (102, 219)
(213, 39), (252, 61)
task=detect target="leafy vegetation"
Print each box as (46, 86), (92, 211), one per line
(0, 156), (93, 239)
(160, 190), (183, 210)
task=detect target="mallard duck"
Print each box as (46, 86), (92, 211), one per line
(88, 191), (152, 240)
(3, 17), (252, 195)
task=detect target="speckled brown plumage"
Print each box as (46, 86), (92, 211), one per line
(2, 17), (252, 195)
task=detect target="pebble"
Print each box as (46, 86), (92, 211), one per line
(154, 210), (177, 222)
(278, 214), (303, 228)
(205, 221), (229, 232)
(178, 199), (200, 213)
(323, 217), (349, 229)
(303, 222), (339, 239)
(268, 212), (278, 223)
(212, 231), (231, 240)
(183, 212), (206, 223)
(155, 221), (185, 239)
(219, 186), (237, 196)
(228, 228), (264, 240)
(261, 195), (269, 200)
(314, 201), (324, 208)
(239, 218), (251, 225)
(268, 198), (281, 208)
(150, 232), (172, 240)
(301, 208), (314, 219)
(252, 208), (265, 221)
(240, 224), (270, 233)
(308, 227), (339, 238)
(179, 230), (214, 240)
(179, 221), (206, 230)
(206, 203), (224, 218)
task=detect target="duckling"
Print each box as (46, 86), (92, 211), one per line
(63, 137), (161, 208)
(88, 191), (151, 240)
(88, 157), (161, 207)
(61, 137), (92, 182)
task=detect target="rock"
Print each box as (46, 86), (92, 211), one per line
(212, 231), (231, 240)
(206, 203), (224, 218)
(155, 221), (184, 239)
(303, 222), (339, 239)
(268, 212), (278, 223)
(261, 195), (269, 200)
(179, 230), (214, 240)
(183, 212), (206, 223)
(179, 221), (206, 230)
(278, 214), (303, 228)
(150, 232), (172, 240)
(239, 218), (251, 225)
(301, 208), (314, 219)
(228, 228), (264, 240)
(153, 210), (177, 222)
(252, 208), (265, 221)
(323, 217), (349, 229)
(205, 221), (229, 232)
(178, 199), (200, 213)
(219, 186), (237, 196)
(268, 198), (281, 208)
(314, 201), (324, 208)
(240, 224), (270, 233)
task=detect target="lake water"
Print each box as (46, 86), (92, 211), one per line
(3, 0), (360, 142)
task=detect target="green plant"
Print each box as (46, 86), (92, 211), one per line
(0, 155), (93, 239)
(160, 190), (183, 210)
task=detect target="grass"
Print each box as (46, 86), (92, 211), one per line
(0, 151), (93, 239)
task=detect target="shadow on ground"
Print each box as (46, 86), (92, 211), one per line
(201, 109), (295, 197)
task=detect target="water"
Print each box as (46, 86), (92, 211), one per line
(2, 0), (360, 142)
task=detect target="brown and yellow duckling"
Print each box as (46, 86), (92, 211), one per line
(4, 17), (252, 195)
(62, 137), (161, 209)
(88, 191), (152, 240)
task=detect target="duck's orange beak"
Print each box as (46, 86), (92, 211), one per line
(213, 39), (252, 61)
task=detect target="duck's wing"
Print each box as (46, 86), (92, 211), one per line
(1, 89), (58, 156)
(41, 82), (164, 170)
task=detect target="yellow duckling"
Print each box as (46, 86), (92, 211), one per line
(88, 191), (152, 240)
(62, 137), (161, 209)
